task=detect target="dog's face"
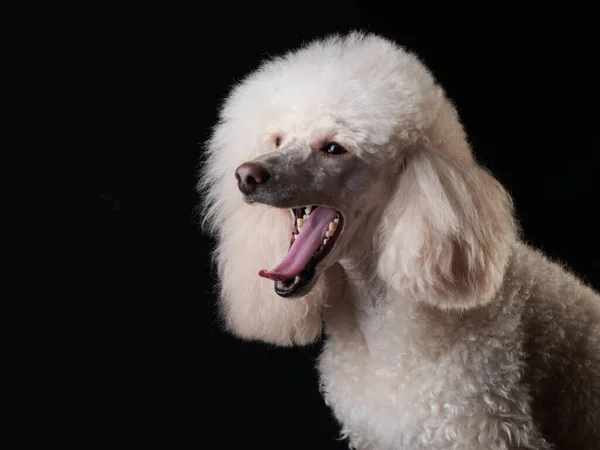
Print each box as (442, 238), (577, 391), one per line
(220, 34), (444, 298)
(235, 125), (399, 297)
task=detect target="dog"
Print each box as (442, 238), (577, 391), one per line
(199, 32), (600, 449)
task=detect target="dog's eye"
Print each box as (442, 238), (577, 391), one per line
(323, 142), (347, 155)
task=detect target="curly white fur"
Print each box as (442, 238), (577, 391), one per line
(200, 32), (600, 449)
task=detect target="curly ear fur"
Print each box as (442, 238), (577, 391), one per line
(376, 145), (517, 309)
(199, 117), (326, 346)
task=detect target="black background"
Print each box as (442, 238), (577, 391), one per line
(18, 2), (599, 448)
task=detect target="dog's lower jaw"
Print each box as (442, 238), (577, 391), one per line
(274, 270), (319, 298)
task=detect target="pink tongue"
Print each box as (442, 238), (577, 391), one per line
(259, 207), (337, 281)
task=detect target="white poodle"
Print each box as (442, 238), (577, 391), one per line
(199, 32), (600, 449)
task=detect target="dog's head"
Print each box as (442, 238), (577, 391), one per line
(201, 32), (517, 345)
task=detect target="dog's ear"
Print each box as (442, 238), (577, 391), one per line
(199, 121), (326, 346)
(376, 146), (517, 309)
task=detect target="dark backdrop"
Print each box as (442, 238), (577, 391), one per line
(20, 2), (598, 448)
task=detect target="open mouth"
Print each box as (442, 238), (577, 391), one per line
(259, 205), (344, 297)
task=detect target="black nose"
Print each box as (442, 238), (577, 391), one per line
(235, 162), (270, 195)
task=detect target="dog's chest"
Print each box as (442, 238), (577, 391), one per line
(318, 319), (453, 449)
(317, 301), (520, 449)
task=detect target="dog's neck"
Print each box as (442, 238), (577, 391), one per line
(335, 235), (417, 360)
(339, 252), (385, 309)
(335, 251), (419, 365)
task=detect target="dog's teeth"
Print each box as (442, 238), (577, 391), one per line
(303, 214), (309, 220)
(333, 217), (339, 224)
(325, 230), (333, 238)
(297, 218), (304, 229)
(294, 276), (300, 284)
(328, 222), (336, 232)
(305, 206), (312, 215)
(323, 238), (328, 246)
